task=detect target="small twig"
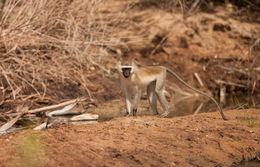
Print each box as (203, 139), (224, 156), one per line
(250, 38), (260, 51)
(247, 38), (259, 96)
(185, 0), (200, 16)
(150, 35), (168, 56)
(194, 72), (204, 87)
(215, 80), (246, 88)
(194, 103), (204, 115)
(178, 0), (184, 15)
(219, 65), (247, 75)
(251, 81), (256, 95)
(0, 65), (16, 99)
(220, 84), (226, 105)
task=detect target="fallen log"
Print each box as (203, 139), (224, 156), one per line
(28, 98), (94, 114)
(70, 113), (99, 121)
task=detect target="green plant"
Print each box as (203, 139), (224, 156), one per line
(13, 130), (47, 167)
(246, 117), (256, 127)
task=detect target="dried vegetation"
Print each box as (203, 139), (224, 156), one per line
(0, 0), (139, 112)
(0, 0), (259, 124)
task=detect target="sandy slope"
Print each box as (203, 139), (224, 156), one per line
(0, 109), (259, 167)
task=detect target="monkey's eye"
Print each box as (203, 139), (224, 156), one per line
(122, 67), (132, 71)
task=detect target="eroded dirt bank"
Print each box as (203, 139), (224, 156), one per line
(0, 109), (259, 167)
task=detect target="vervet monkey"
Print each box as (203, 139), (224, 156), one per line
(117, 61), (227, 120)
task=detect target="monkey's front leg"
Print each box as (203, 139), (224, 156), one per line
(124, 90), (132, 116)
(132, 89), (141, 116)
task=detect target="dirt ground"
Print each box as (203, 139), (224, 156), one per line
(0, 109), (259, 167)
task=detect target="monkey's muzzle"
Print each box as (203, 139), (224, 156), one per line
(122, 67), (132, 78)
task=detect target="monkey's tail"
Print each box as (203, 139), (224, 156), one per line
(166, 68), (227, 120)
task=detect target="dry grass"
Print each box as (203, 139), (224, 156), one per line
(0, 0), (185, 112)
(0, 0), (144, 111)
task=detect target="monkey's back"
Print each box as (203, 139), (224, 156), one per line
(133, 66), (166, 87)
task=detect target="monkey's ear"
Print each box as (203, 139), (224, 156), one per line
(131, 60), (137, 73)
(116, 61), (122, 72)
(131, 59), (137, 67)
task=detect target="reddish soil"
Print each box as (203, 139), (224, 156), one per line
(0, 109), (259, 167)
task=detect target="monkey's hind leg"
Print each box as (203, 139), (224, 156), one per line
(155, 89), (169, 117)
(132, 108), (137, 116)
(147, 81), (158, 115)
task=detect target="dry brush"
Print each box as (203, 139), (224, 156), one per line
(0, 0), (141, 113)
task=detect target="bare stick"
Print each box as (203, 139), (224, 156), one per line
(219, 65), (247, 75)
(0, 65), (16, 99)
(0, 105), (27, 132)
(178, 0), (184, 15)
(194, 72), (204, 87)
(185, 0), (200, 17)
(220, 85), (226, 105)
(150, 35), (168, 57)
(194, 103), (204, 115)
(28, 98), (91, 114)
(251, 81), (256, 95)
(215, 80), (246, 88)
(248, 67), (260, 72)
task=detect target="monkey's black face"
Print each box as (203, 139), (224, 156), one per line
(122, 67), (132, 78)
